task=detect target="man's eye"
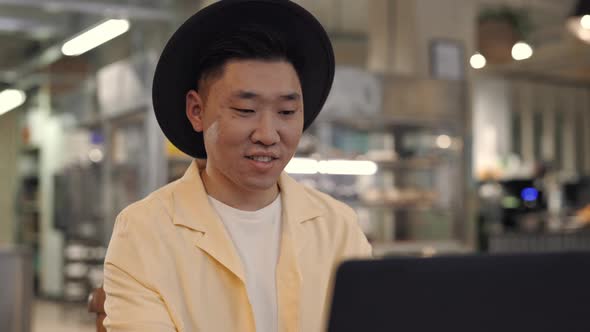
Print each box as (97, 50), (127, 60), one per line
(279, 110), (296, 115)
(233, 108), (255, 114)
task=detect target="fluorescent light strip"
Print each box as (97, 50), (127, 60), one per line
(284, 158), (318, 174)
(285, 158), (378, 176)
(62, 19), (130, 56)
(0, 89), (26, 115)
(319, 160), (378, 175)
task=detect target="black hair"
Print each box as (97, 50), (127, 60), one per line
(195, 24), (302, 94)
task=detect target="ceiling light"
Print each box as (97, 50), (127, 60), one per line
(285, 158), (379, 175)
(88, 148), (104, 163)
(62, 19), (130, 56)
(436, 135), (452, 149)
(567, 0), (590, 43)
(285, 158), (318, 174)
(0, 89), (26, 115)
(469, 53), (486, 69)
(318, 160), (378, 175)
(511, 41), (533, 61)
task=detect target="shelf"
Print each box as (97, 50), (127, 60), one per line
(370, 157), (445, 169)
(19, 208), (40, 215)
(359, 201), (438, 211)
(327, 115), (461, 131)
(19, 201), (39, 213)
(371, 240), (472, 257)
(103, 103), (150, 124)
(329, 195), (453, 212)
(63, 274), (94, 281)
(20, 146), (40, 154)
(22, 237), (40, 244)
(290, 155), (455, 167)
(168, 156), (193, 163)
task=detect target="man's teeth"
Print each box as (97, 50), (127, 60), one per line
(249, 156), (273, 162)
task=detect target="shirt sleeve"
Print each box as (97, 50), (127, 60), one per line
(346, 215), (374, 259)
(338, 207), (374, 261)
(103, 212), (177, 332)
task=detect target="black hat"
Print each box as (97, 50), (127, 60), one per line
(152, 0), (335, 158)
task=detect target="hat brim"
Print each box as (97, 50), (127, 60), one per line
(152, 0), (335, 158)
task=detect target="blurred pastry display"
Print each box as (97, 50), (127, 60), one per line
(575, 204), (590, 225)
(291, 72), (466, 247)
(360, 187), (438, 207)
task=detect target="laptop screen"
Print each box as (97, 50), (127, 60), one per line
(328, 252), (590, 332)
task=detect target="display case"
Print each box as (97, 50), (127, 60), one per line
(105, 109), (148, 219)
(289, 70), (471, 256)
(52, 127), (107, 302)
(98, 54), (168, 241)
(165, 140), (193, 182)
(15, 145), (41, 293)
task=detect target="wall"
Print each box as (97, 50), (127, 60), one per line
(512, 81), (590, 176)
(0, 109), (21, 246)
(414, 0), (477, 78)
(473, 77), (590, 179)
(26, 93), (66, 296)
(472, 78), (512, 177)
(367, 0), (477, 78)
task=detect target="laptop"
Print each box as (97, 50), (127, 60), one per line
(327, 252), (590, 332)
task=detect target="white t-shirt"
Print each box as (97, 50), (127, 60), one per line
(208, 194), (282, 332)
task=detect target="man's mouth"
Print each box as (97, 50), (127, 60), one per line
(246, 156), (276, 163)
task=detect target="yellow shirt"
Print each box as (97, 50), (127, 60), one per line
(103, 161), (372, 332)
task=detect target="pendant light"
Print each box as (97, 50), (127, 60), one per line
(567, 0), (590, 43)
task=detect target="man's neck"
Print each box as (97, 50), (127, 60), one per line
(200, 168), (279, 211)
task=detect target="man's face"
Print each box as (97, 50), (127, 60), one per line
(186, 59), (304, 193)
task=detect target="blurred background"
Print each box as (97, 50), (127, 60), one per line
(1, 0), (590, 331)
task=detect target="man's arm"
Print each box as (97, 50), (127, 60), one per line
(103, 212), (176, 332)
(341, 210), (374, 260)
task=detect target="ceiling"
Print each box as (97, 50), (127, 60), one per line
(0, 0), (176, 91)
(475, 0), (590, 83)
(0, 0), (588, 93)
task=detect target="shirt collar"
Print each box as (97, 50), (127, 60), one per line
(172, 160), (323, 233)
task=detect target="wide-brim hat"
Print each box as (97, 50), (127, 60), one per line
(152, 0), (335, 158)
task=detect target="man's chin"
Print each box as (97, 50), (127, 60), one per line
(241, 175), (280, 192)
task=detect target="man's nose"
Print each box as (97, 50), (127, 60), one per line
(251, 112), (280, 146)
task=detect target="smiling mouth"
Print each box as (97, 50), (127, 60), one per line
(246, 156), (277, 162)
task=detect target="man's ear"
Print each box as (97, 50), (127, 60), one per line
(186, 90), (205, 132)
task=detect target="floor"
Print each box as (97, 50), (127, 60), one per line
(32, 299), (95, 332)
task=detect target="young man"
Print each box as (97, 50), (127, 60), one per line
(103, 1), (372, 331)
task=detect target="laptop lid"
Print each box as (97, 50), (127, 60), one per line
(328, 252), (590, 332)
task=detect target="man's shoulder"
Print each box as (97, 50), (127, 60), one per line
(116, 178), (182, 228)
(105, 180), (189, 272)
